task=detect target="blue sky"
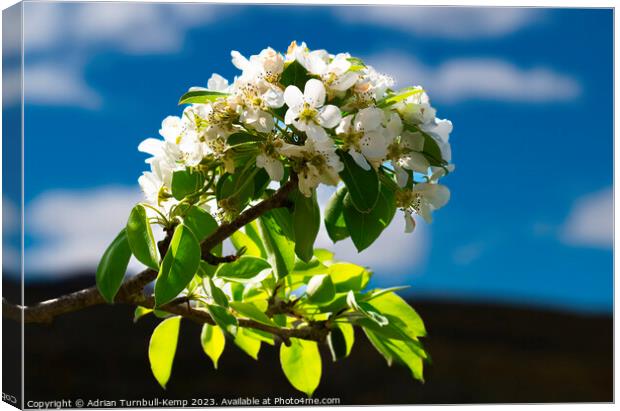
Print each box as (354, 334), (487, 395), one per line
(4, 4), (613, 312)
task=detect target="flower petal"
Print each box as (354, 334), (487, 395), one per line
(317, 105), (342, 129)
(394, 166), (409, 188)
(231, 50), (249, 71)
(284, 85), (304, 108)
(330, 71), (358, 91)
(138, 138), (164, 157)
(207, 73), (228, 91)
(305, 123), (328, 142)
(303, 79), (326, 108)
(404, 212), (416, 233)
(284, 107), (299, 125)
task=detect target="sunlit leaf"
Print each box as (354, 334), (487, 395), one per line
(200, 324), (226, 369)
(179, 89), (228, 105)
(234, 327), (261, 360)
(229, 301), (275, 326)
(280, 338), (322, 397)
(258, 212), (295, 280)
(148, 316), (181, 389)
(215, 256), (271, 281)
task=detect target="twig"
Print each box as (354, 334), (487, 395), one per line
(0, 176), (329, 343)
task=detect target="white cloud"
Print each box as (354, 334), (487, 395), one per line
(25, 186), (147, 275)
(23, 2), (218, 55)
(334, 7), (543, 39)
(21, 63), (102, 108)
(366, 52), (581, 103)
(3, 198), (19, 236)
(18, 2), (222, 108)
(314, 185), (429, 278)
(560, 188), (613, 249)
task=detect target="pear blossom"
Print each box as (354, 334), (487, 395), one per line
(336, 107), (398, 170)
(386, 130), (431, 187)
(234, 79), (284, 133)
(231, 47), (284, 83)
(396, 88), (436, 126)
(396, 183), (450, 232)
(284, 79), (342, 142)
(304, 51), (358, 93)
(279, 138), (344, 197)
(136, 42), (454, 236)
(256, 137), (284, 182)
(422, 118), (453, 162)
(285, 40), (309, 64)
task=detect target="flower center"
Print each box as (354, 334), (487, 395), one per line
(299, 103), (318, 123)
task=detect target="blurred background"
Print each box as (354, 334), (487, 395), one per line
(2, 3), (613, 405)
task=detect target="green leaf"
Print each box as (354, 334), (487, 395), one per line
(231, 230), (262, 257)
(200, 324), (226, 369)
(178, 89), (228, 105)
(363, 328), (425, 381)
(253, 168), (272, 199)
(380, 87), (425, 106)
(324, 187), (349, 242)
(197, 260), (217, 278)
(280, 60), (312, 90)
(155, 224), (201, 306)
(126, 204), (159, 270)
(366, 292), (426, 338)
(280, 338), (322, 397)
(328, 263), (370, 292)
(183, 206), (218, 242)
(258, 212), (295, 280)
(244, 221), (267, 259)
(244, 328), (275, 345)
(234, 328), (261, 360)
(216, 170), (255, 212)
(422, 132), (444, 166)
(314, 249), (334, 263)
(96, 229), (132, 303)
(327, 326), (347, 362)
(337, 322), (355, 357)
(347, 291), (389, 326)
(134, 306), (153, 323)
(293, 190), (320, 262)
(306, 274), (336, 305)
(343, 184), (396, 252)
(229, 301), (275, 326)
(148, 316), (181, 389)
(269, 206), (295, 240)
(204, 276), (229, 307)
(215, 256), (271, 281)
(207, 304), (238, 336)
(171, 169), (205, 201)
(227, 132), (264, 146)
(337, 150), (380, 213)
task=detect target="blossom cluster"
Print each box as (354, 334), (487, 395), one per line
(137, 41), (454, 232)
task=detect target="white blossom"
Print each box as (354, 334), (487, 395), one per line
(279, 139), (344, 197)
(283, 79), (342, 142)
